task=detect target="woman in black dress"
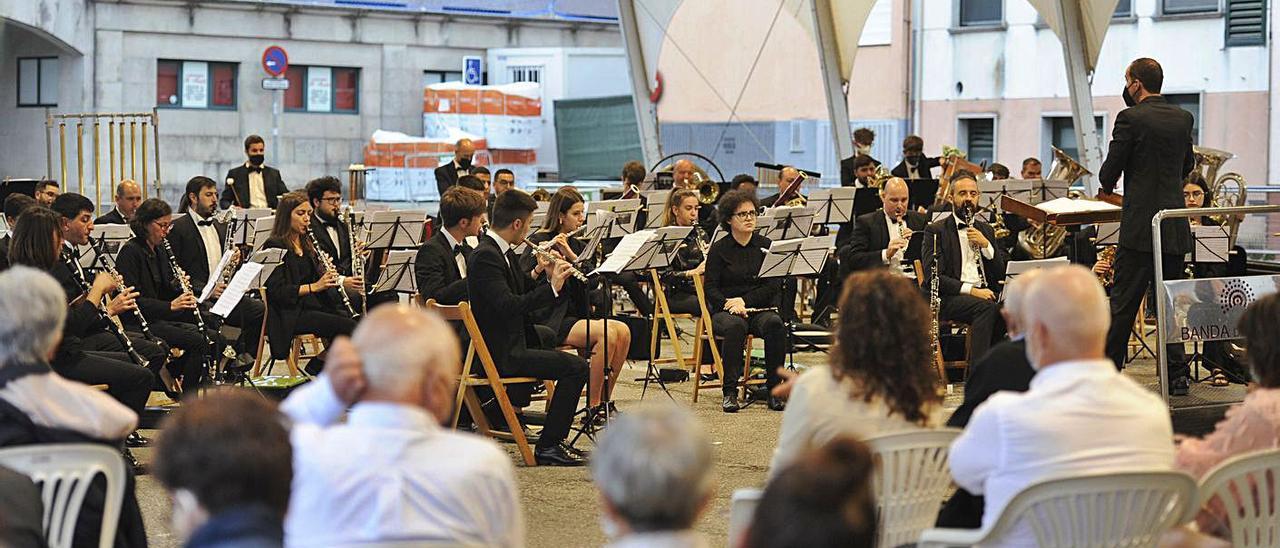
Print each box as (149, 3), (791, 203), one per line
(659, 188), (708, 315)
(262, 191), (356, 372)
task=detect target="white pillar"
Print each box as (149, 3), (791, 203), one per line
(812, 0), (855, 166)
(1055, 0), (1104, 194)
(617, 0), (662, 168)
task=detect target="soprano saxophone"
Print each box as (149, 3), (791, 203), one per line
(308, 232), (359, 317)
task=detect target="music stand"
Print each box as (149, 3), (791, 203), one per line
(229, 208), (273, 246)
(1028, 179), (1072, 204)
(587, 199), (642, 238)
(366, 210), (426, 250)
(576, 210), (618, 265)
(593, 226), (692, 275)
(978, 179), (1034, 212)
(246, 248), (286, 288)
(761, 206), (815, 241)
(529, 201), (551, 231)
(1190, 225), (1229, 264)
(758, 236), (834, 280)
(82, 224), (133, 271)
(640, 189), (671, 229)
(370, 249), (419, 294)
(247, 216), (275, 251)
(906, 178), (939, 211)
(808, 188), (856, 227)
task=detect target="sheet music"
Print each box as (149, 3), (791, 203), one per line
(199, 252), (236, 303)
(247, 248), (286, 287)
(1096, 222), (1121, 245)
(808, 187), (856, 225)
(592, 230), (652, 275)
(81, 224), (134, 269)
(210, 262), (262, 317)
(373, 249), (419, 292)
(231, 208), (273, 245)
(248, 216), (275, 250)
(1029, 180), (1072, 204)
(1037, 197), (1120, 216)
(1190, 225), (1230, 264)
(977, 179), (1034, 211)
(1005, 257), (1069, 276)
(366, 210), (426, 249)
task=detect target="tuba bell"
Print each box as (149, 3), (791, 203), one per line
(1045, 145), (1092, 185)
(1016, 148), (1091, 259)
(1189, 146), (1248, 248)
(695, 172), (720, 205)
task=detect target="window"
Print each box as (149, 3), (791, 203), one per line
(1226, 0), (1266, 46)
(1165, 93), (1202, 144)
(424, 70), (465, 86)
(156, 60), (237, 109)
(957, 117), (996, 166)
(789, 121), (805, 153)
(283, 66), (360, 114)
(17, 57), (58, 107)
(958, 0), (1002, 27)
(508, 65), (542, 84)
(1114, 0), (1134, 17)
(1163, 0), (1220, 14)
(1046, 116), (1105, 164)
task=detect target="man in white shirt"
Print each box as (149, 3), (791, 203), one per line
(948, 265), (1175, 546)
(221, 135), (288, 209)
(282, 305), (525, 547)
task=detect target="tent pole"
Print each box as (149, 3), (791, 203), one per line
(812, 0), (854, 171)
(617, 0), (663, 168)
(1056, 0), (1104, 195)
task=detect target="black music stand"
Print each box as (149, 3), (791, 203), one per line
(761, 205), (814, 242)
(365, 210), (425, 250)
(749, 235), (834, 402)
(83, 224), (133, 271)
(906, 178), (939, 211)
(370, 249), (419, 296)
(809, 187), (856, 228)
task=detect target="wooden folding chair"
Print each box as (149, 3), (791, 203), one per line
(647, 268), (697, 378)
(914, 260), (971, 381)
(250, 287), (329, 379)
(691, 274), (762, 403)
(424, 299), (541, 466)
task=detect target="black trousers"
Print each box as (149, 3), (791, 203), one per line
(779, 279), (799, 322)
(811, 260), (841, 323)
(666, 291), (701, 316)
(295, 310), (358, 341)
(1104, 248), (1188, 379)
(218, 297), (265, 355)
(79, 329), (169, 384)
(712, 310), (786, 396)
(940, 294), (1005, 366)
(145, 320), (211, 387)
(54, 351), (151, 415)
(506, 348), (589, 447)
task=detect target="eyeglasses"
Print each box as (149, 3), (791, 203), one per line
(733, 210), (758, 220)
(1184, 191), (1205, 198)
(321, 197), (342, 204)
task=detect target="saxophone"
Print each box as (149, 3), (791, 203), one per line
(63, 247), (148, 367)
(307, 231), (359, 317)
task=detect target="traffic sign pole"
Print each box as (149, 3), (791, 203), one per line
(261, 45), (289, 166)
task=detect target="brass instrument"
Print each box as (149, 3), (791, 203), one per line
(867, 164), (892, 189)
(934, 146), (985, 206)
(1192, 147), (1249, 248)
(1016, 148), (1091, 259)
(694, 172), (719, 205)
(46, 111), (161, 212)
(530, 241), (589, 282)
(1096, 245), (1117, 288)
(308, 232), (359, 317)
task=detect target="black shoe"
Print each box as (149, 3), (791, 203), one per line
(121, 447), (147, 475)
(768, 395), (786, 412)
(125, 432), (151, 448)
(606, 401), (621, 416)
(534, 443), (587, 466)
(1169, 376), (1191, 397)
(700, 372), (720, 382)
(722, 393), (740, 413)
(580, 406), (608, 429)
(303, 357), (325, 376)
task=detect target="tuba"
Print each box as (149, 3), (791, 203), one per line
(934, 146), (985, 205)
(1190, 146), (1249, 247)
(1016, 148), (1091, 259)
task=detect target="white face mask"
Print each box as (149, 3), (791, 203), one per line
(856, 144), (872, 155)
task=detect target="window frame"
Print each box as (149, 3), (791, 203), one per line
(1041, 113), (1107, 169)
(1225, 0), (1267, 47)
(956, 113), (998, 167)
(1164, 92), (1203, 144)
(17, 56), (58, 108)
(1159, 0), (1222, 17)
(283, 65), (361, 115)
(954, 0), (1005, 29)
(424, 69), (465, 86)
(155, 59), (239, 111)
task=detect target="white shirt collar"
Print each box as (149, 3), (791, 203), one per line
(1028, 358), (1115, 391)
(486, 229), (513, 255)
(442, 228), (463, 250)
(346, 402), (441, 433)
(189, 210), (210, 224)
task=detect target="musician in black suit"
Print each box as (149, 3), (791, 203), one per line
(262, 192), (357, 371)
(937, 269), (1041, 529)
(415, 186), (486, 306)
(115, 199), (213, 390)
(839, 178), (928, 277)
(465, 189), (588, 466)
(434, 138), (476, 198)
(220, 135), (288, 209)
(839, 127), (880, 186)
(922, 172), (1008, 363)
(0, 194), (36, 271)
(94, 180), (142, 226)
(1097, 58), (1195, 395)
(168, 176), (264, 358)
(834, 154), (881, 252)
(890, 135), (942, 180)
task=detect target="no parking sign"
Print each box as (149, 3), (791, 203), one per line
(262, 46), (288, 77)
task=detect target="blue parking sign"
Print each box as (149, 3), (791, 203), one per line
(463, 56), (482, 85)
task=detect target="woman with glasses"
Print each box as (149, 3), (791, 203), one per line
(660, 188), (708, 315)
(262, 191), (357, 374)
(1182, 174), (1248, 386)
(704, 189), (787, 413)
(114, 198), (214, 393)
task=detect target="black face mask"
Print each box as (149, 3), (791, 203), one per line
(249, 154), (265, 166)
(457, 156), (472, 169)
(1122, 82), (1137, 107)
(905, 154), (921, 167)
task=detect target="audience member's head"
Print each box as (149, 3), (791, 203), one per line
(591, 404), (714, 538)
(351, 305), (461, 422)
(154, 389), (292, 542)
(745, 437), (876, 548)
(833, 270), (940, 424)
(3, 193), (37, 226)
(1239, 293), (1280, 388)
(1022, 265), (1110, 369)
(1001, 268), (1044, 338)
(0, 266), (67, 366)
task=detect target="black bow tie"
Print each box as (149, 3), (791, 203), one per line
(197, 219), (215, 227)
(453, 244), (467, 256)
(247, 165), (263, 173)
(319, 219), (339, 229)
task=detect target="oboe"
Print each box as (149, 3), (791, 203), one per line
(160, 239), (216, 371)
(62, 248), (147, 367)
(929, 231), (944, 377)
(307, 232), (359, 317)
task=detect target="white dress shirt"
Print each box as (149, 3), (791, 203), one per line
(314, 213), (342, 260)
(443, 228), (467, 278)
(247, 163), (268, 209)
(189, 211), (223, 277)
(948, 359), (1174, 546)
(281, 376), (524, 548)
(956, 223), (995, 295)
(770, 365), (944, 475)
(881, 211), (909, 264)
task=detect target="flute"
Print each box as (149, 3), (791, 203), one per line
(529, 241), (589, 282)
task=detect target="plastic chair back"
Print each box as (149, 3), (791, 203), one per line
(1197, 448), (1280, 546)
(0, 444), (126, 548)
(727, 488), (763, 548)
(865, 428), (962, 547)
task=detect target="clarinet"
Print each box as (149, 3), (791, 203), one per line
(307, 231), (359, 317)
(160, 239), (216, 370)
(929, 231), (945, 377)
(62, 248), (147, 367)
(88, 236), (157, 341)
(958, 206), (988, 288)
(340, 206), (367, 315)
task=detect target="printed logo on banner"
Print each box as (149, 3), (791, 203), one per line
(1219, 279), (1256, 315)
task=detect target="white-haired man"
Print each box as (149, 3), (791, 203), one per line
(592, 404), (715, 548)
(281, 305), (524, 547)
(947, 265), (1174, 545)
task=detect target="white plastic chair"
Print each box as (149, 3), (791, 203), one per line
(865, 428), (962, 547)
(727, 488), (763, 548)
(0, 444), (126, 548)
(1196, 448), (1280, 546)
(918, 471), (1198, 548)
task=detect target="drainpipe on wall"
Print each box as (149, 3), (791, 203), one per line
(909, 0), (923, 135)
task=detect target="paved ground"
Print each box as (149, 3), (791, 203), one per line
(131, 332), (1239, 547)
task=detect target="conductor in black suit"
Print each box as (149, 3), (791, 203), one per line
(434, 138), (476, 197)
(1097, 57), (1195, 395)
(94, 180), (142, 225)
(415, 186), (486, 305)
(465, 189), (589, 466)
(839, 177), (928, 277)
(168, 176), (264, 358)
(221, 134), (288, 209)
(890, 135), (942, 180)
(922, 171), (1008, 362)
